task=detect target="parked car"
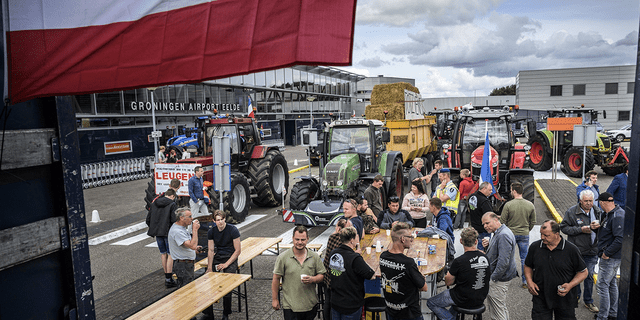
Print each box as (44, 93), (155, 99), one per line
(606, 124), (632, 142)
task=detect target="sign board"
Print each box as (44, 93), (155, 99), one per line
(547, 117), (582, 131)
(573, 125), (598, 147)
(151, 131), (162, 138)
(104, 140), (132, 155)
(154, 163), (199, 196)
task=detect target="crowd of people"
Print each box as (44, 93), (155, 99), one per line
(143, 162), (627, 320)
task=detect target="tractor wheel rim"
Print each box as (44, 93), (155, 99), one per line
(530, 142), (543, 164)
(568, 153), (582, 172)
(232, 184), (246, 212)
(273, 163), (285, 194)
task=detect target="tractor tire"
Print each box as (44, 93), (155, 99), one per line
(527, 134), (553, 171)
(562, 147), (595, 178)
(510, 174), (535, 204)
(388, 157), (404, 200)
(248, 149), (290, 207)
(222, 174), (251, 222)
(289, 180), (319, 210)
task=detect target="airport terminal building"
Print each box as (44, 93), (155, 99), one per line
(74, 66), (364, 164)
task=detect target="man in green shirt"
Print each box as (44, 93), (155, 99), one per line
(272, 226), (326, 320)
(500, 182), (536, 288)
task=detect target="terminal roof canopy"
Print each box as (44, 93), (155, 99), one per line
(5, 0), (358, 103)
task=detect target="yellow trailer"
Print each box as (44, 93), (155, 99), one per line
(385, 116), (438, 166)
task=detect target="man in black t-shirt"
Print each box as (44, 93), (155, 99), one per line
(524, 220), (587, 319)
(206, 210), (241, 320)
(468, 181), (494, 250)
(380, 222), (428, 319)
(427, 227), (490, 320)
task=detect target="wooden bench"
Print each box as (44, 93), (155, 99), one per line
(128, 272), (251, 320)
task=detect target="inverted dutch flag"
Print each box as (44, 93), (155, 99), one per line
(479, 130), (496, 195)
(248, 96), (255, 118)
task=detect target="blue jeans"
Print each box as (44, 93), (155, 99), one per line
(577, 255), (597, 304)
(331, 306), (362, 320)
(426, 289), (456, 320)
(514, 235), (529, 284)
(477, 232), (490, 251)
(596, 258), (621, 320)
(387, 315), (424, 320)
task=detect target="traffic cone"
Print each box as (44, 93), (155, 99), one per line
(91, 210), (101, 223)
(294, 159), (298, 166)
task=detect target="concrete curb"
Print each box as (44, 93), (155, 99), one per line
(288, 165), (311, 174)
(534, 180), (563, 223)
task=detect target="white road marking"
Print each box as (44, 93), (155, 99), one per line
(262, 227), (295, 255)
(533, 162), (569, 180)
(234, 214), (266, 229)
(88, 222), (147, 245)
(111, 232), (151, 246)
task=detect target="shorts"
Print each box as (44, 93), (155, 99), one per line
(156, 236), (170, 254)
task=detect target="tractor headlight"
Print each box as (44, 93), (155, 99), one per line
(442, 144), (450, 150)
(523, 145), (531, 151)
(337, 180), (343, 186)
(322, 180), (328, 186)
(471, 162), (482, 168)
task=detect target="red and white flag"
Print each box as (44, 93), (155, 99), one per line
(5, 0), (357, 103)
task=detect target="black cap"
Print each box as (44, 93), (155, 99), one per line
(597, 192), (614, 202)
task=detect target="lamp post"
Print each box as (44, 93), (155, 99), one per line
(148, 87), (158, 163)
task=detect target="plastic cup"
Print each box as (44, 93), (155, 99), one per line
(592, 219), (599, 225)
(557, 285), (565, 292)
(366, 247), (371, 254)
(301, 274), (308, 282)
(386, 229), (391, 236)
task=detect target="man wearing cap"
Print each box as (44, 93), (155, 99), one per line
(595, 192), (625, 320)
(435, 168), (460, 219)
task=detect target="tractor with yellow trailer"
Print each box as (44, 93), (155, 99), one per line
(281, 82), (440, 226)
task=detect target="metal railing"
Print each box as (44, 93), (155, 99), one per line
(80, 157), (154, 189)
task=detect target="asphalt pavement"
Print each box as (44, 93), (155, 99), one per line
(85, 145), (619, 319)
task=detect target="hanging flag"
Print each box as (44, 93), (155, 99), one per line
(247, 96), (255, 118)
(479, 130), (496, 195)
(5, 0), (358, 103)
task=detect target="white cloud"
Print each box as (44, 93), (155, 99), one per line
(358, 56), (389, 68)
(356, 0), (502, 27)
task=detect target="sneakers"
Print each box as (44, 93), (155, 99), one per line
(165, 278), (178, 288)
(585, 303), (599, 313)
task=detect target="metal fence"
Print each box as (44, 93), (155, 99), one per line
(80, 157), (153, 189)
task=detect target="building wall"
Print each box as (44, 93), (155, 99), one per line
(355, 76), (415, 116)
(516, 65), (635, 130)
(422, 96), (516, 112)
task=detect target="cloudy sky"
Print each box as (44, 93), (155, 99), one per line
(338, 0), (639, 98)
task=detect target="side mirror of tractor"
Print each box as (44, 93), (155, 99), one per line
(602, 110), (607, 119)
(382, 131), (391, 143)
(527, 120), (537, 137)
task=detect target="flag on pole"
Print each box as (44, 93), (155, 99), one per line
(247, 96), (254, 118)
(479, 130), (496, 195)
(5, 0), (358, 103)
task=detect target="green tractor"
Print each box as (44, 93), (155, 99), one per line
(280, 118), (404, 226)
(527, 108), (629, 177)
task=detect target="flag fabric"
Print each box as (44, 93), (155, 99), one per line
(5, 0), (358, 103)
(247, 96), (254, 118)
(479, 131), (496, 195)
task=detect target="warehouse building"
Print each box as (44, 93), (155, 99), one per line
(516, 65), (635, 129)
(74, 66), (364, 164)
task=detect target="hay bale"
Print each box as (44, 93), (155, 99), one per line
(370, 82), (420, 105)
(365, 103), (405, 121)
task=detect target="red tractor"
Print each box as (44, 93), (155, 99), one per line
(144, 115), (289, 222)
(439, 106), (535, 209)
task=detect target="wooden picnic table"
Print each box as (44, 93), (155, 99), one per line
(360, 229), (447, 278)
(195, 237), (283, 277)
(128, 272), (251, 320)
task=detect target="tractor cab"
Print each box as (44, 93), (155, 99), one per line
(198, 116), (261, 171)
